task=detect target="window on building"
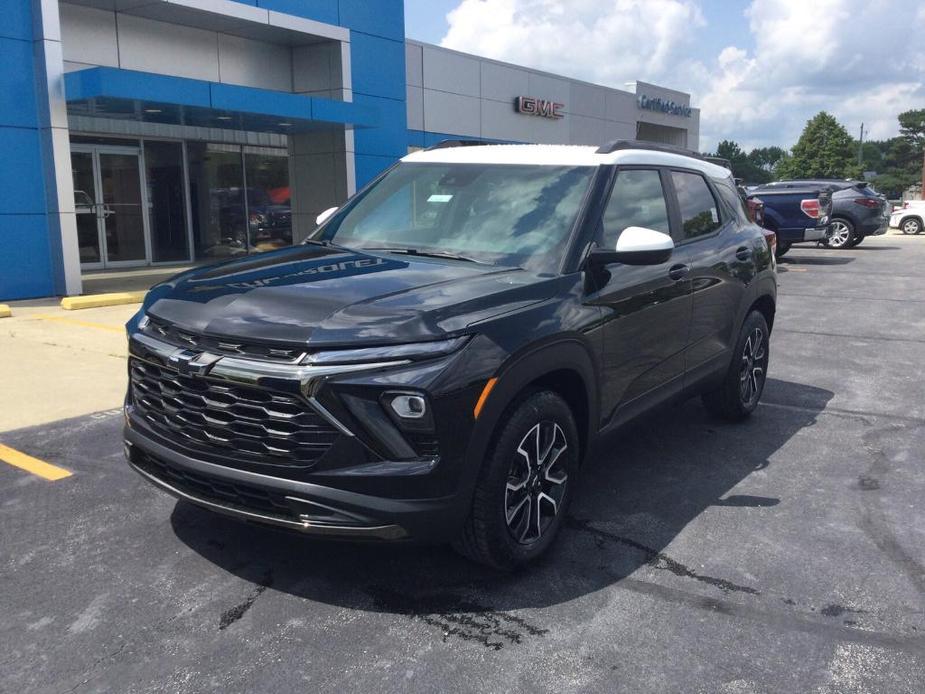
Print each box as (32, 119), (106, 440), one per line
(244, 147), (291, 253)
(144, 141), (189, 263)
(186, 143), (290, 260)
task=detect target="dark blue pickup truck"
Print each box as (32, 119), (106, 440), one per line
(747, 186), (833, 258)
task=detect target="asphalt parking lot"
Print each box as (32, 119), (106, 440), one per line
(2, 235), (924, 693)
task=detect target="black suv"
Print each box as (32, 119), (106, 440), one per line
(125, 141), (777, 568)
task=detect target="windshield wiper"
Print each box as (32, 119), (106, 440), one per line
(359, 247), (488, 265)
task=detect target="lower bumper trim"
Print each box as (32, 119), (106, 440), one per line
(129, 456), (408, 541)
(803, 227), (828, 241)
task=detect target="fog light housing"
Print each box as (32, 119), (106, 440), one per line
(381, 391), (434, 433)
(388, 394), (427, 419)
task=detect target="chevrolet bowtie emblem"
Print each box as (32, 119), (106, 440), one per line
(169, 350), (221, 377)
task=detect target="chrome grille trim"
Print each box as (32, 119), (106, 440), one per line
(129, 332), (408, 457)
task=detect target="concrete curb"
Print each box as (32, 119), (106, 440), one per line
(60, 291), (147, 311)
(0, 304), (11, 318)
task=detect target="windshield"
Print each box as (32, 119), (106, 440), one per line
(317, 162), (595, 273)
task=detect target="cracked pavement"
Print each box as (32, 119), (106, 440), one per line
(1, 236), (924, 692)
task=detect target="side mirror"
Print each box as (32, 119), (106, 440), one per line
(316, 206), (339, 227)
(588, 226), (675, 266)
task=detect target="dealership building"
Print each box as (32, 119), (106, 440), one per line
(1, 0), (700, 301)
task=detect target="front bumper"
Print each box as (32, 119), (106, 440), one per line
(123, 329), (492, 542)
(125, 425), (465, 542)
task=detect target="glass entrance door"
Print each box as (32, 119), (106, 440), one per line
(71, 145), (150, 269)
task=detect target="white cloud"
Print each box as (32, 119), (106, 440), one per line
(439, 0), (925, 151)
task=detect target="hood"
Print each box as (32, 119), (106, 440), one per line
(144, 244), (555, 347)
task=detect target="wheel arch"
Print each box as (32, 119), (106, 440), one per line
(464, 338), (598, 481)
(749, 294), (776, 334)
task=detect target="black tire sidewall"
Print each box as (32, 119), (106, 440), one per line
(476, 391), (579, 568)
(733, 311), (770, 415)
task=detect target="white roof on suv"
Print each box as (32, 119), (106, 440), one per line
(403, 143), (731, 180)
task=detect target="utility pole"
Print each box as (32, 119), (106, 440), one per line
(858, 123), (865, 167)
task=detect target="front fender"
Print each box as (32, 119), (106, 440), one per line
(458, 336), (600, 496)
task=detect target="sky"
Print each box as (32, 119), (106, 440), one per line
(403, 0), (925, 153)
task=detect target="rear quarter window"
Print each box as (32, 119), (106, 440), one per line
(671, 171), (723, 240)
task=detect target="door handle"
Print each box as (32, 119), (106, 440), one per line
(736, 246), (752, 261)
(668, 264), (690, 281)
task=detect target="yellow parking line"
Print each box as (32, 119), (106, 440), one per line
(0, 443), (72, 481)
(30, 314), (124, 333)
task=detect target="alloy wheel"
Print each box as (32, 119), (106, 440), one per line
(902, 219), (922, 235)
(828, 221), (851, 248)
(739, 327), (768, 406)
(505, 421), (568, 545)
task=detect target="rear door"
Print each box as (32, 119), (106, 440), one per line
(585, 167), (693, 427)
(666, 170), (756, 377)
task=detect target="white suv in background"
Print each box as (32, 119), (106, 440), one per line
(891, 201), (924, 235)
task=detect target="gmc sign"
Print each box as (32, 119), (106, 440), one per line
(515, 96), (565, 120)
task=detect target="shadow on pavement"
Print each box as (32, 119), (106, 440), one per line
(779, 255), (855, 266)
(171, 378), (833, 638)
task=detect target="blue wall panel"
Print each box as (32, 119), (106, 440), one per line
(353, 94), (406, 158)
(354, 154), (399, 188)
(0, 38), (40, 127)
(0, 0), (60, 299)
(256, 0), (339, 25)
(0, 0), (32, 41)
(0, 127), (48, 215)
(0, 215), (55, 299)
(350, 33), (406, 102)
(338, 0), (404, 41)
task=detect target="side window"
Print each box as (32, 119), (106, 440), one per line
(671, 171), (723, 240)
(715, 177), (750, 224)
(601, 169), (670, 249)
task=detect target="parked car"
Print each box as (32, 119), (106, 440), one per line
(124, 140), (777, 569)
(760, 180), (889, 248)
(747, 185), (833, 257)
(890, 201), (924, 235)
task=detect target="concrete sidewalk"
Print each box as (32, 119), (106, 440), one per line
(0, 303), (138, 432)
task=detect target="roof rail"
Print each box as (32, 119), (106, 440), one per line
(596, 139), (706, 160)
(425, 139), (488, 151)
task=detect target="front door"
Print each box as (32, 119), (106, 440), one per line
(585, 167), (693, 427)
(72, 146), (149, 269)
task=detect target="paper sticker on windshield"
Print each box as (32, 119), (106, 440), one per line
(428, 194), (453, 203)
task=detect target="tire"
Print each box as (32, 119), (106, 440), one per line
(775, 241), (791, 259)
(454, 390), (579, 570)
(901, 217), (923, 235)
(826, 218), (855, 249)
(847, 235), (864, 248)
(701, 311), (770, 421)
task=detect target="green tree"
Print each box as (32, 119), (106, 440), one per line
(707, 140), (772, 184)
(748, 146), (786, 173)
(776, 112), (858, 179)
(898, 109), (925, 153)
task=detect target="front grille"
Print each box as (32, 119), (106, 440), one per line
(133, 449), (297, 520)
(129, 358), (339, 467)
(144, 317), (304, 363)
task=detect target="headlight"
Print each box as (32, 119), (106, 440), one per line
(304, 336), (469, 366)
